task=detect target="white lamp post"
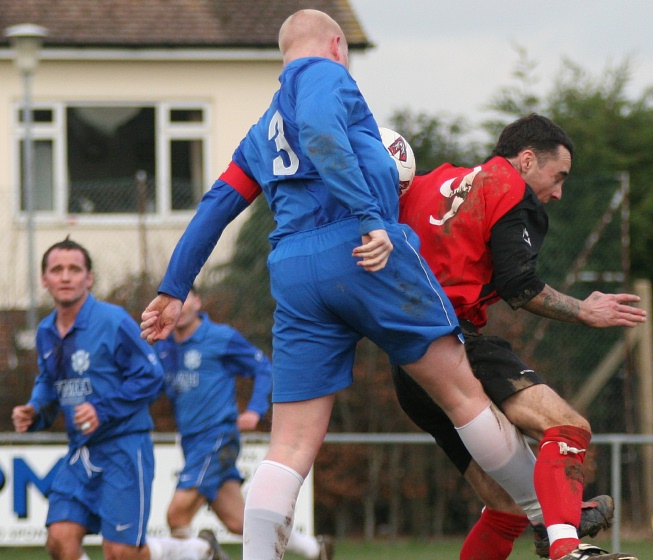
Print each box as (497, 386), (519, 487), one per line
(4, 23), (48, 340)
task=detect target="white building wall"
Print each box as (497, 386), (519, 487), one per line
(0, 55), (281, 307)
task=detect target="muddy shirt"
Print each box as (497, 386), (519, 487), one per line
(400, 156), (547, 328)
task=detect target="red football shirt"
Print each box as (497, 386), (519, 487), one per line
(400, 156), (545, 328)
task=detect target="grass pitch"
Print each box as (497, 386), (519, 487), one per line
(0, 534), (651, 559)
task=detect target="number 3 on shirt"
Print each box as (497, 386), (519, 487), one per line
(269, 111), (299, 176)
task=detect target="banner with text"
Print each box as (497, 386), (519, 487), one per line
(0, 442), (314, 546)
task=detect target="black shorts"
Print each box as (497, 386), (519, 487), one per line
(392, 326), (544, 474)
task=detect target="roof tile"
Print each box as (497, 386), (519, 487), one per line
(0, 0), (370, 49)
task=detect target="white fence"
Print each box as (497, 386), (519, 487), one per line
(0, 432), (651, 552)
(0, 433), (313, 547)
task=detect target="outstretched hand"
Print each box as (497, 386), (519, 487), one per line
(140, 294), (183, 343)
(580, 291), (647, 328)
(352, 229), (393, 271)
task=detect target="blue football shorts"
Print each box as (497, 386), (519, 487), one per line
(268, 217), (462, 402)
(46, 431), (154, 546)
(177, 428), (242, 502)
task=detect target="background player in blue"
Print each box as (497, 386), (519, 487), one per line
(156, 287), (332, 559)
(12, 238), (220, 560)
(141, 10), (541, 559)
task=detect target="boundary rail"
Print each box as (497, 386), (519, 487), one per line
(3, 431), (652, 551)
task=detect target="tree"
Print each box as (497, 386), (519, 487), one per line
(484, 54), (653, 524)
(482, 45), (543, 140)
(389, 110), (484, 170)
(485, 53), (653, 280)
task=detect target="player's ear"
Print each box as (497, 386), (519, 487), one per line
(330, 35), (343, 61)
(521, 149), (536, 171)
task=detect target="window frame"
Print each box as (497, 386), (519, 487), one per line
(12, 100), (212, 224)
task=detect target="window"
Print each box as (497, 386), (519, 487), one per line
(170, 139), (204, 210)
(14, 102), (210, 218)
(17, 106), (56, 213)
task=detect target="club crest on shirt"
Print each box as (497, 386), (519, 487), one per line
(71, 350), (90, 375)
(184, 349), (202, 370)
(429, 166), (481, 226)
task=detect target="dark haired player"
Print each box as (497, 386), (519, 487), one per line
(394, 114), (645, 560)
(13, 237), (222, 560)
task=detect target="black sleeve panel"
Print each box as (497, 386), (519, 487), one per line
(489, 188), (548, 309)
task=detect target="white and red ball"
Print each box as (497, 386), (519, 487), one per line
(379, 126), (416, 197)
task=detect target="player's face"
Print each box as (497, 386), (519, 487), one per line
(41, 248), (93, 308)
(176, 291), (202, 330)
(524, 146), (572, 203)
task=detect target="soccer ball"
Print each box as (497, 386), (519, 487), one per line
(379, 127), (416, 197)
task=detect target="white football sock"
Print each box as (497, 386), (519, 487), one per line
(456, 404), (544, 524)
(243, 460), (304, 560)
(148, 536), (210, 560)
(147, 538), (165, 560)
(78, 554), (91, 560)
(286, 529), (320, 558)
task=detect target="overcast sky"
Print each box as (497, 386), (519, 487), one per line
(347, 0), (653, 132)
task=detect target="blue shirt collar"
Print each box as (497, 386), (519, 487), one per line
(41, 293), (96, 338)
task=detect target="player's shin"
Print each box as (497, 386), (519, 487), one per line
(460, 509), (529, 560)
(456, 404), (543, 524)
(243, 460), (304, 560)
(535, 425), (591, 559)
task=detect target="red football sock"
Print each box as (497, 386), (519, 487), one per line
(534, 425), (591, 559)
(460, 508), (529, 560)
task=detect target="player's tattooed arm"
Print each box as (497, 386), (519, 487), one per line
(521, 284), (646, 328)
(521, 284), (582, 323)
